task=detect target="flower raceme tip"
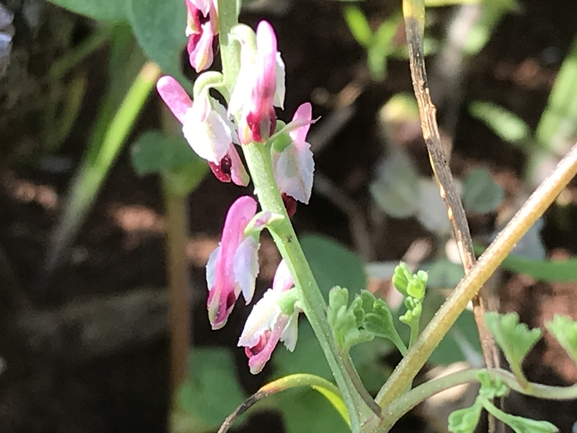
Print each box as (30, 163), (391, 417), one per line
(229, 21), (286, 144)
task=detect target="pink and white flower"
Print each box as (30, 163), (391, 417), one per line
(156, 75), (249, 186)
(185, 0), (219, 72)
(274, 102), (315, 204)
(229, 21), (286, 144)
(206, 196), (260, 329)
(238, 260), (300, 374)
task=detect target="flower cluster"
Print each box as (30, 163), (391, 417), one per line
(157, 8), (315, 373)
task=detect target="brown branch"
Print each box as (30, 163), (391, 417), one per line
(403, 15), (500, 371)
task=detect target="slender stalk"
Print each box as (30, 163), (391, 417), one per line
(377, 367), (577, 431)
(374, 142), (577, 428)
(402, 0), (499, 370)
(163, 186), (191, 392)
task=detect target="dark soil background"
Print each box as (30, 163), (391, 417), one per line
(1, 0), (577, 432)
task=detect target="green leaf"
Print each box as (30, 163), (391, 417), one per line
(469, 101), (531, 144)
(461, 168), (504, 213)
(273, 388), (350, 433)
(448, 401), (483, 433)
(366, 14), (400, 80)
(496, 412), (558, 433)
(476, 370), (508, 399)
(47, 0), (128, 22)
(370, 150), (420, 218)
(425, 259), (464, 289)
(131, 130), (204, 175)
(483, 399), (559, 433)
(178, 347), (245, 428)
(127, 0), (189, 87)
(546, 314), (577, 364)
(300, 235), (367, 297)
(273, 322), (333, 380)
(131, 130), (208, 196)
(343, 6), (372, 48)
(485, 312), (541, 385)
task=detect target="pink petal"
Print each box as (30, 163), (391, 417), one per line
(289, 102), (312, 142)
(156, 76), (192, 124)
(207, 196), (258, 329)
(187, 21), (215, 72)
(233, 237), (260, 303)
(272, 260), (294, 293)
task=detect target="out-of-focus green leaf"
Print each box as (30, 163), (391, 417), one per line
(370, 151), (420, 218)
(178, 348), (245, 428)
(536, 35), (577, 150)
(461, 168), (504, 213)
(485, 312), (541, 386)
(273, 387), (350, 433)
(131, 130), (209, 195)
(128, 0), (189, 87)
(131, 130), (203, 174)
(417, 179), (452, 234)
(273, 322), (332, 379)
(546, 315), (577, 364)
(343, 6), (372, 48)
(469, 101), (531, 145)
(366, 14), (401, 80)
(429, 308), (482, 365)
(425, 0), (479, 6)
(47, 0), (128, 22)
(425, 259), (464, 289)
(300, 235), (367, 296)
(475, 243), (577, 282)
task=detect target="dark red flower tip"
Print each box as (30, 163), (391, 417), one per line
(282, 193), (297, 217)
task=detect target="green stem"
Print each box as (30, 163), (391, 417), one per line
(374, 142), (577, 424)
(377, 367), (577, 432)
(243, 143), (375, 432)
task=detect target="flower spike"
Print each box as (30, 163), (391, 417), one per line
(207, 196), (260, 330)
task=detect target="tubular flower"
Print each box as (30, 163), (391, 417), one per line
(238, 260), (300, 374)
(206, 196), (260, 330)
(229, 21), (286, 144)
(156, 75), (249, 186)
(274, 102), (315, 204)
(185, 0), (219, 72)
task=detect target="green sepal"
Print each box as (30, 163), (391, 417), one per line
(546, 314), (577, 364)
(392, 262), (412, 297)
(278, 289), (300, 316)
(400, 297), (422, 325)
(271, 129), (292, 153)
(328, 287), (373, 350)
(485, 312), (541, 386)
(392, 262), (428, 300)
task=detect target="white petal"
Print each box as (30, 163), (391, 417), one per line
(280, 311), (299, 351)
(238, 288), (282, 348)
(274, 53), (286, 109)
(233, 237), (260, 303)
(183, 100), (233, 163)
(206, 245), (220, 290)
(275, 141), (315, 204)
